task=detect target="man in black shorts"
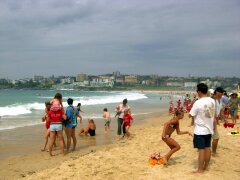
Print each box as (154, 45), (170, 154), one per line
(189, 83), (216, 173)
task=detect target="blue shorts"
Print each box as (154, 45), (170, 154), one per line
(65, 122), (76, 129)
(50, 124), (63, 132)
(193, 134), (212, 149)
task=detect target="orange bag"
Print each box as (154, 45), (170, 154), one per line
(148, 159), (158, 165)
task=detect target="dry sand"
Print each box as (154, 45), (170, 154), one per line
(1, 114), (240, 180)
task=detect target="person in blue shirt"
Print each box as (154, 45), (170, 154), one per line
(221, 91), (229, 106)
(65, 98), (80, 152)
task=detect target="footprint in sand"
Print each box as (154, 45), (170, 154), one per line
(68, 164), (75, 167)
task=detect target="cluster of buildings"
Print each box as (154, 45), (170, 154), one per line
(0, 71), (239, 90)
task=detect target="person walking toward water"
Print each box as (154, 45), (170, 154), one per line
(162, 109), (192, 164)
(103, 108), (111, 132)
(189, 83), (215, 173)
(115, 99), (131, 139)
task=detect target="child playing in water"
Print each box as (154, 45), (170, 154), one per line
(162, 110), (192, 164)
(122, 109), (134, 138)
(103, 108), (111, 132)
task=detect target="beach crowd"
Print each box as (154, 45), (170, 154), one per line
(41, 83), (240, 174)
(41, 94), (133, 156)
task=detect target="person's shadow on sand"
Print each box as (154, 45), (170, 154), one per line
(191, 158), (216, 169)
(164, 155), (187, 166)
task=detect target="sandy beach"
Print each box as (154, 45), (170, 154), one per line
(1, 112), (239, 180)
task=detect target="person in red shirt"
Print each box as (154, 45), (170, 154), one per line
(41, 101), (51, 152)
(47, 107), (67, 156)
(122, 109), (133, 138)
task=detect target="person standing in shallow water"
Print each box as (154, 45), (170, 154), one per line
(115, 99), (131, 138)
(103, 108), (111, 132)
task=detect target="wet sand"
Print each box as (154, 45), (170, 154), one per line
(0, 111), (164, 179)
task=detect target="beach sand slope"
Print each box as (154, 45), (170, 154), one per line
(4, 114), (240, 180)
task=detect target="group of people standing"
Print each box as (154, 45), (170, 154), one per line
(41, 93), (82, 156)
(161, 83), (239, 173)
(41, 93), (133, 156)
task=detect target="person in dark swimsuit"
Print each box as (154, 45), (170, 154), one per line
(79, 119), (96, 137)
(88, 128), (96, 136)
(162, 110), (192, 164)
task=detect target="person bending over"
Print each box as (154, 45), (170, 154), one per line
(162, 110), (192, 164)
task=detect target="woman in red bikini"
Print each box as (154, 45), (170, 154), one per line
(162, 110), (192, 164)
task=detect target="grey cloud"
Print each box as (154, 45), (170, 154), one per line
(0, 0), (239, 78)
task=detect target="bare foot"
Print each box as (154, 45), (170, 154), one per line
(162, 156), (168, 165)
(115, 135), (121, 140)
(203, 167), (209, 171)
(41, 148), (45, 152)
(212, 153), (217, 157)
(191, 170), (204, 174)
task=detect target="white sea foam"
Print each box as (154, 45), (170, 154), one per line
(0, 92), (147, 117)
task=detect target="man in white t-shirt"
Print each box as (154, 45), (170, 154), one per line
(189, 83), (216, 173)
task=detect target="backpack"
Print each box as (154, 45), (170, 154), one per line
(67, 106), (78, 126)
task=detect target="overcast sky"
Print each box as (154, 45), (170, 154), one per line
(0, 0), (239, 79)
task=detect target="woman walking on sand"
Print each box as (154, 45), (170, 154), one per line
(162, 109), (192, 164)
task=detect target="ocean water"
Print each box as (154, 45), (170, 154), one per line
(0, 89), (182, 131)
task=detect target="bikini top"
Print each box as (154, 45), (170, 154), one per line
(169, 122), (178, 129)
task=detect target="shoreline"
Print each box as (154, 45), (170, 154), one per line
(0, 111), (165, 179)
(0, 111), (165, 160)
